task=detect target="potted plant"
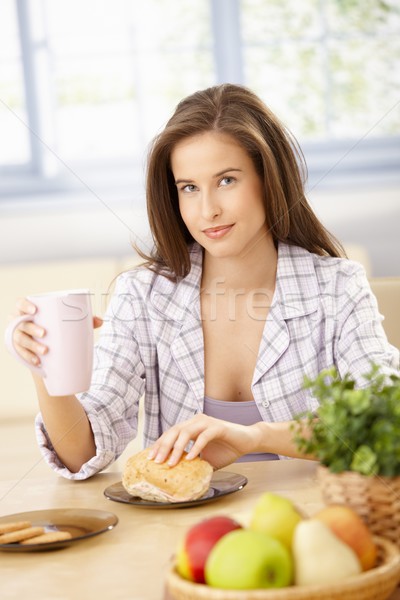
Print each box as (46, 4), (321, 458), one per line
(293, 364), (400, 545)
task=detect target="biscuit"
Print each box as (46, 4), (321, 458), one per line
(0, 521), (32, 535)
(0, 526), (45, 544)
(21, 531), (72, 545)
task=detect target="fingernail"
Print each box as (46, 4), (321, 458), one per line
(32, 357), (39, 365)
(147, 449), (155, 460)
(168, 453), (178, 466)
(38, 346), (46, 355)
(37, 328), (45, 338)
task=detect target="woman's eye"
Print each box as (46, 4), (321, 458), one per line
(181, 184), (197, 193)
(220, 176), (235, 186)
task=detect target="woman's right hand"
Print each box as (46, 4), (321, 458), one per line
(10, 298), (104, 368)
(11, 298), (47, 367)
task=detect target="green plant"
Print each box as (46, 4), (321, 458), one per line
(293, 364), (400, 477)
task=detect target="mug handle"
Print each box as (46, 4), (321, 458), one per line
(4, 314), (45, 377)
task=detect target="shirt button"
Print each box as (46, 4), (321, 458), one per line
(262, 400), (270, 408)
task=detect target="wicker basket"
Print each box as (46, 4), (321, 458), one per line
(317, 465), (400, 546)
(166, 536), (400, 600)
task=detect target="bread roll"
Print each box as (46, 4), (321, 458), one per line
(122, 449), (213, 503)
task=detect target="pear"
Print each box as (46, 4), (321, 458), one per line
(314, 504), (377, 570)
(293, 519), (361, 586)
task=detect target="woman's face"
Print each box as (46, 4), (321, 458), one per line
(171, 130), (271, 261)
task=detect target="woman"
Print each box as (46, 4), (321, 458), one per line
(12, 84), (399, 479)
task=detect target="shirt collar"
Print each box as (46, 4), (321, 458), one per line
(150, 241), (320, 321)
(273, 242), (320, 319)
(149, 243), (203, 323)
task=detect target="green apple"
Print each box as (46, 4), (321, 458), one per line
(250, 492), (302, 550)
(205, 529), (293, 589)
(176, 516), (242, 583)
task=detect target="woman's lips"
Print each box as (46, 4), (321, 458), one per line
(203, 224), (234, 239)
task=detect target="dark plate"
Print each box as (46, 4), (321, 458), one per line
(0, 508), (118, 552)
(103, 470), (248, 508)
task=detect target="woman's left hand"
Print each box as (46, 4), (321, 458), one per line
(147, 414), (260, 470)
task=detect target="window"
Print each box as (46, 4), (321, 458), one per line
(240, 0), (400, 186)
(44, 0), (213, 164)
(241, 0), (400, 140)
(0, 0), (214, 194)
(1, 0), (399, 198)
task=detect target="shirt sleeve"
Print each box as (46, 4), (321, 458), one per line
(35, 272), (146, 480)
(334, 264), (400, 384)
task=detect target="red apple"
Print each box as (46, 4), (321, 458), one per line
(176, 516), (242, 583)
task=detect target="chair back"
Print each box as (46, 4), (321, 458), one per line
(369, 277), (400, 350)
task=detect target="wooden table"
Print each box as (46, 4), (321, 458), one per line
(1, 459), (399, 600)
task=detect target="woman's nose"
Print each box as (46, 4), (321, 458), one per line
(201, 190), (222, 220)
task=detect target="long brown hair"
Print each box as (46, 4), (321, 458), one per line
(138, 83), (345, 279)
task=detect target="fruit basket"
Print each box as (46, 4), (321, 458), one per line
(166, 536), (400, 600)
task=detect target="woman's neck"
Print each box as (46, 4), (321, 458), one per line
(201, 236), (278, 293)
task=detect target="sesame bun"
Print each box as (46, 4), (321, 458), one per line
(122, 449), (213, 503)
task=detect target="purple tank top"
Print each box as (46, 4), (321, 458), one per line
(203, 396), (278, 462)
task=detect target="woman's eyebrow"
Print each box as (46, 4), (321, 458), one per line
(213, 167), (242, 178)
(175, 177), (195, 185)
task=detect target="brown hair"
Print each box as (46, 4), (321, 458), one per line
(138, 83), (345, 279)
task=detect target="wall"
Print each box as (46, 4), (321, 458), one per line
(1, 184), (399, 276)
(308, 185), (400, 277)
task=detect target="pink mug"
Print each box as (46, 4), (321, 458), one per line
(4, 289), (94, 397)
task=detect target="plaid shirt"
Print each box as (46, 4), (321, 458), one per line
(36, 242), (399, 479)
